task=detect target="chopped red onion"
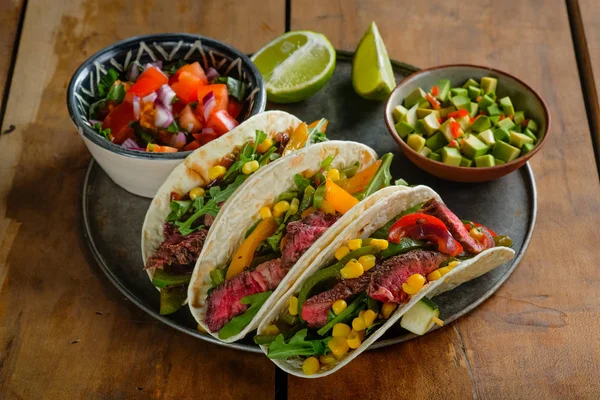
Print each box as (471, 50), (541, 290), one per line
(157, 84), (176, 107)
(127, 62), (140, 82)
(167, 132), (188, 149)
(155, 104), (174, 128)
(122, 138), (145, 151)
(88, 119), (102, 125)
(202, 127), (215, 134)
(202, 91), (216, 121)
(215, 110), (238, 131)
(132, 95), (141, 120)
(142, 92), (157, 103)
(206, 67), (219, 81)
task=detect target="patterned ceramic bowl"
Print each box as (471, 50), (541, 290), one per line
(67, 33), (266, 198)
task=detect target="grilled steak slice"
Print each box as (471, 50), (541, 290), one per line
(420, 199), (494, 254)
(145, 223), (207, 271)
(204, 259), (287, 332)
(281, 211), (339, 269)
(368, 250), (448, 303)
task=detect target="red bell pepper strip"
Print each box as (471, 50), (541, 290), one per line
(425, 93), (441, 110)
(389, 223), (463, 256)
(391, 213), (448, 231)
(450, 121), (462, 138)
(463, 221), (498, 237)
(431, 86), (439, 96)
(448, 109), (469, 119)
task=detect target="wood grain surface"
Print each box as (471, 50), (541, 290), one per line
(0, 0), (283, 399)
(0, 0), (24, 114)
(289, 1), (600, 398)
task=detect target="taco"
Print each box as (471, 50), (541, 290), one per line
(141, 110), (329, 315)
(255, 186), (515, 377)
(187, 140), (407, 342)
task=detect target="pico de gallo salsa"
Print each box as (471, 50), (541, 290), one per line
(89, 59), (250, 152)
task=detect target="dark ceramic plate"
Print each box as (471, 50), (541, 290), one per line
(82, 51), (536, 353)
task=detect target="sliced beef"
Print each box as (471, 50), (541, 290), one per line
(368, 250), (448, 303)
(204, 259), (287, 332)
(281, 211), (339, 269)
(145, 223), (207, 271)
(420, 199), (494, 254)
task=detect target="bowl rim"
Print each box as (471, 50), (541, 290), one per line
(384, 63), (551, 172)
(66, 33), (267, 160)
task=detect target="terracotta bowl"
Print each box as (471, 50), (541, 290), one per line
(384, 64), (550, 182)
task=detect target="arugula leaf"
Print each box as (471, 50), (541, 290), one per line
(395, 178), (409, 186)
(163, 59), (187, 75)
(258, 146), (277, 166)
(306, 118), (329, 145)
(294, 174), (311, 194)
(365, 320), (385, 336)
(355, 153), (394, 201)
(167, 120), (180, 133)
(175, 200), (218, 236)
(132, 122), (155, 144)
(92, 122), (111, 140)
(106, 83), (125, 102)
(266, 221), (286, 252)
(98, 68), (119, 98)
(267, 329), (330, 360)
(219, 291), (272, 339)
(254, 130), (267, 149)
(215, 76), (248, 102)
(210, 174), (248, 203)
(166, 200), (192, 222)
(317, 293), (366, 336)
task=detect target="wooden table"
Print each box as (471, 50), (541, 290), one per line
(1, 1), (599, 399)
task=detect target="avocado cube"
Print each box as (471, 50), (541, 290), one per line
(394, 121), (415, 139)
(477, 94), (495, 111)
(474, 154), (496, 167)
(493, 128), (511, 142)
(487, 103), (502, 116)
(414, 119), (426, 134)
(439, 106), (457, 118)
(462, 78), (480, 89)
(489, 115), (501, 125)
(527, 119), (538, 132)
(523, 127), (537, 142)
(471, 116), (491, 133)
(435, 79), (451, 102)
(468, 86), (482, 101)
(403, 104), (419, 126)
(513, 111), (525, 125)
(478, 129), (496, 147)
(441, 146), (462, 166)
(496, 117), (516, 131)
(419, 100), (431, 109)
(426, 131), (449, 152)
(487, 92), (497, 101)
(404, 87), (427, 108)
(494, 158), (506, 165)
(460, 156), (473, 167)
(450, 88), (468, 98)
(439, 117), (462, 142)
(423, 113), (441, 136)
(480, 77), (498, 94)
(461, 134), (489, 159)
(456, 115), (471, 131)
(419, 146), (432, 158)
(451, 95), (471, 111)
(407, 134), (426, 152)
(469, 102), (479, 118)
(429, 152), (442, 162)
(416, 108), (441, 119)
(521, 142), (535, 155)
(393, 105), (408, 123)
(493, 140), (521, 162)
(512, 124), (522, 133)
(499, 96), (515, 116)
(509, 131), (534, 148)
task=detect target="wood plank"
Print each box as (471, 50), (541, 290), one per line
(0, 0), (284, 398)
(0, 0), (24, 116)
(289, 1), (600, 398)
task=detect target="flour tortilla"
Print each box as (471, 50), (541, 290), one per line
(257, 186), (515, 378)
(188, 141), (409, 342)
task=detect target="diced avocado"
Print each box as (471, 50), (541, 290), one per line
(416, 108), (441, 119)
(407, 134), (426, 152)
(509, 131), (534, 148)
(471, 116), (491, 133)
(403, 104), (419, 126)
(423, 113), (441, 136)
(461, 134), (489, 159)
(487, 103), (502, 116)
(494, 158), (506, 165)
(521, 142), (535, 155)
(468, 86), (482, 101)
(474, 154), (496, 167)
(450, 88), (468, 97)
(478, 129), (496, 147)
(496, 117), (515, 131)
(460, 156), (473, 167)
(523, 127), (537, 142)
(414, 119), (426, 134)
(513, 111), (525, 125)
(493, 128), (510, 142)
(499, 96), (515, 116)
(419, 146), (432, 158)
(451, 95), (471, 111)
(439, 117), (462, 142)
(469, 102), (479, 118)
(512, 124), (522, 133)
(393, 105), (408, 123)
(426, 131), (449, 152)
(489, 115), (501, 125)
(487, 92), (497, 101)
(462, 78), (480, 89)
(477, 94), (495, 111)
(441, 146), (462, 166)
(404, 87), (427, 108)
(493, 140), (521, 162)
(429, 152), (442, 162)
(456, 115), (471, 131)
(527, 119), (538, 132)
(439, 106), (456, 118)
(419, 100), (431, 109)
(435, 79), (451, 102)
(394, 121), (415, 139)
(480, 77), (498, 94)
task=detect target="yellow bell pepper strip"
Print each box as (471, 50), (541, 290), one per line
(226, 217), (278, 279)
(338, 160), (381, 194)
(308, 119), (329, 132)
(354, 153), (394, 201)
(325, 178), (359, 214)
(282, 123), (309, 155)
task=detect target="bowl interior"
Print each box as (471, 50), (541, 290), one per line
(67, 33), (266, 159)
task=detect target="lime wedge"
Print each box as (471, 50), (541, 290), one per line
(251, 31), (336, 103)
(352, 22), (396, 100)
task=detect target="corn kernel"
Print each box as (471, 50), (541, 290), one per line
(332, 323), (351, 337)
(447, 260), (460, 269)
(335, 246), (350, 260)
(288, 296), (298, 316)
(437, 266), (452, 276)
(407, 274), (426, 290)
(358, 254), (376, 271)
(402, 282), (419, 295)
(320, 200), (336, 214)
(362, 309), (377, 328)
(328, 336), (350, 356)
(469, 227), (485, 242)
(264, 324), (280, 336)
(332, 299), (347, 315)
(208, 165), (227, 180)
(197, 323), (207, 333)
(381, 302), (398, 319)
(189, 187), (205, 200)
(340, 259), (364, 279)
(358, 310), (365, 319)
(326, 168), (341, 181)
(302, 357), (320, 375)
(273, 201), (290, 217)
(427, 270), (442, 281)
(256, 137), (273, 153)
(352, 316), (367, 331)
(346, 330), (362, 349)
(242, 160), (260, 175)
(370, 238), (389, 250)
(319, 354), (337, 366)
(347, 238), (362, 250)
(259, 207), (272, 220)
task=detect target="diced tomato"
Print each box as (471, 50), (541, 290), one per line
(450, 121), (462, 138)
(448, 109), (469, 119)
(206, 110), (238, 135)
(128, 67), (168, 97)
(146, 143), (178, 153)
(170, 62), (208, 86)
(102, 100), (135, 144)
(171, 72), (202, 103)
(425, 93), (441, 110)
(469, 117), (475, 123)
(227, 98), (244, 119)
(192, 132), (220, 146)
(508, 115), (514, 120)
(431, 86), (439, 96)
(183, 140), (202, 151)
(197, 84), (229, 118)
(448, 139), (457, 148)
(476, 96), (482, 102)
(179, 104), (202, 133)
